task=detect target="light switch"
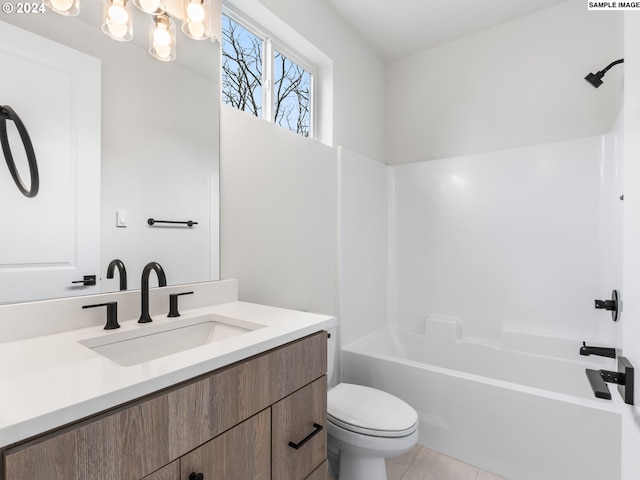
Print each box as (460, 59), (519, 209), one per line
(116, 209), (127, 228)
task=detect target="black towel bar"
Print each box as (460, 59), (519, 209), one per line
(147, 218), (198, 227)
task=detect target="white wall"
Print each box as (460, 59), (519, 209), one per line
(220, 106), (338, 314)
(387, 0), (623, 164)
(3, 12), (220, 292)
(98, 40), (219, 290)
(220, 0), (387, 315)
(389, 135), (622, 344)
(338, 147), (388, 346)
(255, 0), (387, 163)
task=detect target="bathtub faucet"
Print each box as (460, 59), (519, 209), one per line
(580, 342), (616, 358)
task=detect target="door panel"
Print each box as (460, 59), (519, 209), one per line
(0, 21), (100, 303)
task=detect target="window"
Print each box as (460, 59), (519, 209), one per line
(222, 12), (314, 138)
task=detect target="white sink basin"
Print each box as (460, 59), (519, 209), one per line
(79, 314), (265, 366)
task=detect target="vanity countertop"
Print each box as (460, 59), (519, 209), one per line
(0, 301), (336, 448)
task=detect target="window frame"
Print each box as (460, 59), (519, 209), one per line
(222, 6), (317, 138)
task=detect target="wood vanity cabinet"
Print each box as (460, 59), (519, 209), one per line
(2, 332), (328, 480)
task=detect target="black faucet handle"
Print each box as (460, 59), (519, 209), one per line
(594, 289), (620, 322)
(83, 301), (120, 330)
(594, 299), (616, 311)
(168, 291), (194, 318)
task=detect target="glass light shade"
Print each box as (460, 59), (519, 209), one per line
(132, 0), (165, 15)
(182, 0), (210, 40)
(149, 14), (176, 61)
(44, 0), (79, 16)
(102, 0), (133, 41)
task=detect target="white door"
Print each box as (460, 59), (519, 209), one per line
(0, 21), (100, 303)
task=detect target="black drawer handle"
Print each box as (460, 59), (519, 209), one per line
(189, 473), (204, 480)
(288, 423), (323, 450)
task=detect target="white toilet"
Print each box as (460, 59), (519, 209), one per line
(326, 329), (419, 480)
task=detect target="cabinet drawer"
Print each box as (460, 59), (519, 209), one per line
(272, 376), (327, 480)
(180, 409), (270, 480)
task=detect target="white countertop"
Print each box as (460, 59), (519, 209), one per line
(0, 301), (336, 448)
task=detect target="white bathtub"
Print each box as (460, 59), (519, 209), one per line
(341, 321), (622, 480)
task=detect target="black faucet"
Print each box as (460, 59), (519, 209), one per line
(106, 259), (127, 291)
(580, 342), (616, 358)
(138, 261), (167, 323)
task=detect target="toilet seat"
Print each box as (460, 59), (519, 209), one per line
(328, 383), (418, 438)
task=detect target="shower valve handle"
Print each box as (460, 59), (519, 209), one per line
(594, 299), (616, 311)
(594, 290), (620, 322)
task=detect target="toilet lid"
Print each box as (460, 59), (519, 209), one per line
(327, 383), (418, 437)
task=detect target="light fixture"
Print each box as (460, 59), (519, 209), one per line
(182, 0), (210, 40)
(132, 0), (165, 15)
(150, 14), (176, 62)
(102, 0), (133, 41)
(44, 0), (79, 16)
(46, 0), (213, 61)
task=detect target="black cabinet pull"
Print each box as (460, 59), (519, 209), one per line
(288, 423), (323, 450)
(189, 473), (204, 480)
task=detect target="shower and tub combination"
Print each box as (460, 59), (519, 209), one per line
(338, 124), (627, 480)
(341, 320), (622, 480)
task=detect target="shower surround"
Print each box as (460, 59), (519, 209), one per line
(390, 133), (622, 344)
(338, 131), (624, 479)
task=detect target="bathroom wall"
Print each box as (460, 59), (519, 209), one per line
(220, 0), (387, 315)
(220, 106), (338, 315)
(255, 0), (387, 163)
(387, 0), (623, 163)
(98, 48), (219, 290)
(3, 13), (220, 292)
(389, 135), (622, 345)
(338, 147), (388, 346)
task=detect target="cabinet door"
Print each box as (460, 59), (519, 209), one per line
(272, 376), (327, 480)
(142, 461), (179, 480)
(305, 460), (328, 480)
(166, 331), (326, 459)
(180, 409), (270, 480)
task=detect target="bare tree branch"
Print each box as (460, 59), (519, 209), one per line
(223, 15), (311, 136)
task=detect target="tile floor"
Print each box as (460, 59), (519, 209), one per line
(330, 445), (509, 480)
